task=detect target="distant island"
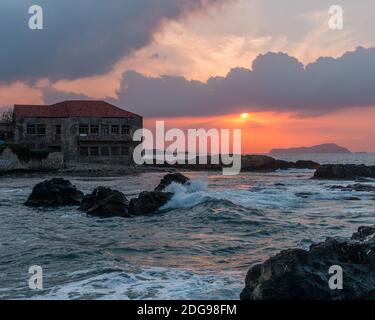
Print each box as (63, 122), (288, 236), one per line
(270, 143), (352, 155)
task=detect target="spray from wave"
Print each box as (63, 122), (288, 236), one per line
(161, 180), (212, 210)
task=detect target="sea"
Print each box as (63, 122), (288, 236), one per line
(1, 153), (375, 300)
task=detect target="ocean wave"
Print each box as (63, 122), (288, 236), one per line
(27, 267), (242, 300)
(161, 180), (212, 210)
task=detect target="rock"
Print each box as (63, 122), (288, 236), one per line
(331, 184), (375, 192)
(294, 160), (320, 169)
(343, 197), (361, 201)
(241, 155), (320, 171)
(295, 192), (315, 198)
(241, 155), (292, 171)
(314, 164), (375, 180)
(147, 155), (319, 172)
(154, 173), (190, 192)
(240, 226), (375, 300)
(80, 187), (129, 217)
(25, 178), (83, 207)
(129, 191), (173, 215)
(351, 226), (375, 241)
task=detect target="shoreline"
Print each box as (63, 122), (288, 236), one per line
(0, 154), (321, 178)
(0, 165), (177, 179)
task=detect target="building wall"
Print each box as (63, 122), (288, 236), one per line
(14, 115), (142, 165)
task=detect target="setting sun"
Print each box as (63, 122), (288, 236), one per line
(241, 113), (249, 119)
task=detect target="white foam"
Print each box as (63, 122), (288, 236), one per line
(161, 180), (212, 210)
(164, 180), (208, 194)
(27, 267), (242, 300)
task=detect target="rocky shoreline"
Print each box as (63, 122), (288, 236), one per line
(8, 155), (375, 180)
(314, 164), (375, 180)
(24, 173), (190, 218)
(144, 155), (320, 172)
(19, 161), (375, 300)
(1, 154), (322, 178)
(241, 226), (375, 300)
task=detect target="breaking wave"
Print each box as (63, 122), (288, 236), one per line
(161, 180), (212, 210)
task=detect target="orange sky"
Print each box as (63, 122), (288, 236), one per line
(1, 1), (375, 153)
(144, 107), (375, 154)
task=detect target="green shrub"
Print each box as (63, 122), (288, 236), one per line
(0, 144), (5, 156)
(4, 143), (49, 162)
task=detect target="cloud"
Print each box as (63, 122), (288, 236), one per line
(106, 46), (375, 117)
(0, 0), (226, 82)
(42, 87), (90, 103)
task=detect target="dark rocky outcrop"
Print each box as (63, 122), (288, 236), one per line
(146, 155), (319, 172)
(25, 173), (187, 217)
(351, 226), (375, 240)
(25, 178), (83, 207)
(330, 183), (375, 192)
(79, 187), (130, 217)
(241, 155), (320, 171)
(294, 160), (320, 169)
(127, 173), (188, 215)
(314, 164), (375, 180)
(154, 172), (190, 191)
(240, 226), (375, 300)
(129, 191), (173, 215)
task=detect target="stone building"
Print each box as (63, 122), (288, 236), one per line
(12, 100), (142, 164)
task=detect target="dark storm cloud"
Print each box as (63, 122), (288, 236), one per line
(111, 46), (375, 117)
(0, 0), (224, 82)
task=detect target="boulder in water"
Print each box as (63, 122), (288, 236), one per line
(331, 183), (375, 192)
(25, 178), (83, 207)
(314, 164), (375, 180)
(241, 155), (319, 171)
(294, 160), (320, 169)
(129, 191), (173, 215)
(154, 172), (190, 191)
(240, 226), (375, 300)
(80, 187), (130, 217)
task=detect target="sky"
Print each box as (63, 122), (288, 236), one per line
(1, 0), (375, 153)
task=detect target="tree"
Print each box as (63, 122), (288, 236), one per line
(1, 109), (14, 123)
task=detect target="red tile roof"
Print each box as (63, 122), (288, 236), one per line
(14, 100), (141, 119)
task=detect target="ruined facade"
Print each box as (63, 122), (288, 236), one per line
(12, 100), (142, 164)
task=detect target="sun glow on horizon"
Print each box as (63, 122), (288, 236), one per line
(241, 113), (249, 119)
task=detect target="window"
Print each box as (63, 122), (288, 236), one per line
(111, 146), (120, 156)
(38, 143), (47, 149)
(79, 124), (89, 135)
(101, 125), (110, 136)
(27, 124), (46, 136)
(101, 147), (110, 156)
(27, 125), (36, 135)
(80, 147), (89, 156)
(55, 125), (62, 135)
(121, 125), (130, 135)
(90, 147), (99, 156)
(111, 125), (119, 135)
(90, 125), (99, 135)
(37, 124), (46, 136)
(121, 125), (130, 134)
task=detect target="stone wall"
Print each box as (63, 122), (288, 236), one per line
(14, 116), (142, 165)
(0, 147), (63, 171)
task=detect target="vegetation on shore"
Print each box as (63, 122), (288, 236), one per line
(0, 143), (49, 161)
